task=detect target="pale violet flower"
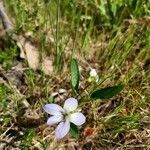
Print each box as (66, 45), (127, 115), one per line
(89, 68), (99, 82)
(44, 98), (86, 139)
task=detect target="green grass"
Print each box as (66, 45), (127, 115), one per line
(0, 0), (149, 149)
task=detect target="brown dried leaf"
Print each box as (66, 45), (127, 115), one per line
(42, 57), (53, 75)
(17, 35), (53, 75)
(17, 36), (40, 70)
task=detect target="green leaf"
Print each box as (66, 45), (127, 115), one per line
(91, 84), (125, 99)
(47, 96), (54, 103)
(70, 123), (79, 139)
(70, 58), (80, 91)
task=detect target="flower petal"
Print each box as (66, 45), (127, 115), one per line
(47, 115), (63, 126)
(55, 119), (70, 139)
(63, 98), (78, 112)
(70, 112), (86, 126)
(44, 104), (64, 115)
(89, 69), (99, 82)
(90, 69), (97, 77)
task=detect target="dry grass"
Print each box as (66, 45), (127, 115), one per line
(0, 0), (150, 149)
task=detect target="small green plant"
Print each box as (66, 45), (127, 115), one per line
(0, 43), (18, 69)
(44, 58), (125, 139)
(0, 84), (10, 109)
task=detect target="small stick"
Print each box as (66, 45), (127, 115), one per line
(0, 2), (17, 40)
(0, 2), (13, 31)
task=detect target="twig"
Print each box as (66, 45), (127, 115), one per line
(0, 123), (14, 138)
(0, 2), (17, 40)
(0, 2), (13, 31)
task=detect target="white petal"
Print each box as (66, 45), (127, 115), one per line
(70, 112), (86, 126)
(63, 98), (78, 112)
(89, 69), (99, 82)
(55, 119), (70, 139)
(47, 115), (63, 126)
(95, 76), (99, 82)
(90, 69), (97, 77)
(44, 104), (64, 115)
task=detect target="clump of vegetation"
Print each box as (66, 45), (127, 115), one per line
(0, 0), (149, 149)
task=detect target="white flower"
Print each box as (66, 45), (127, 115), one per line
(89, 68), (99, 82)
(44, 98), (86, 139)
